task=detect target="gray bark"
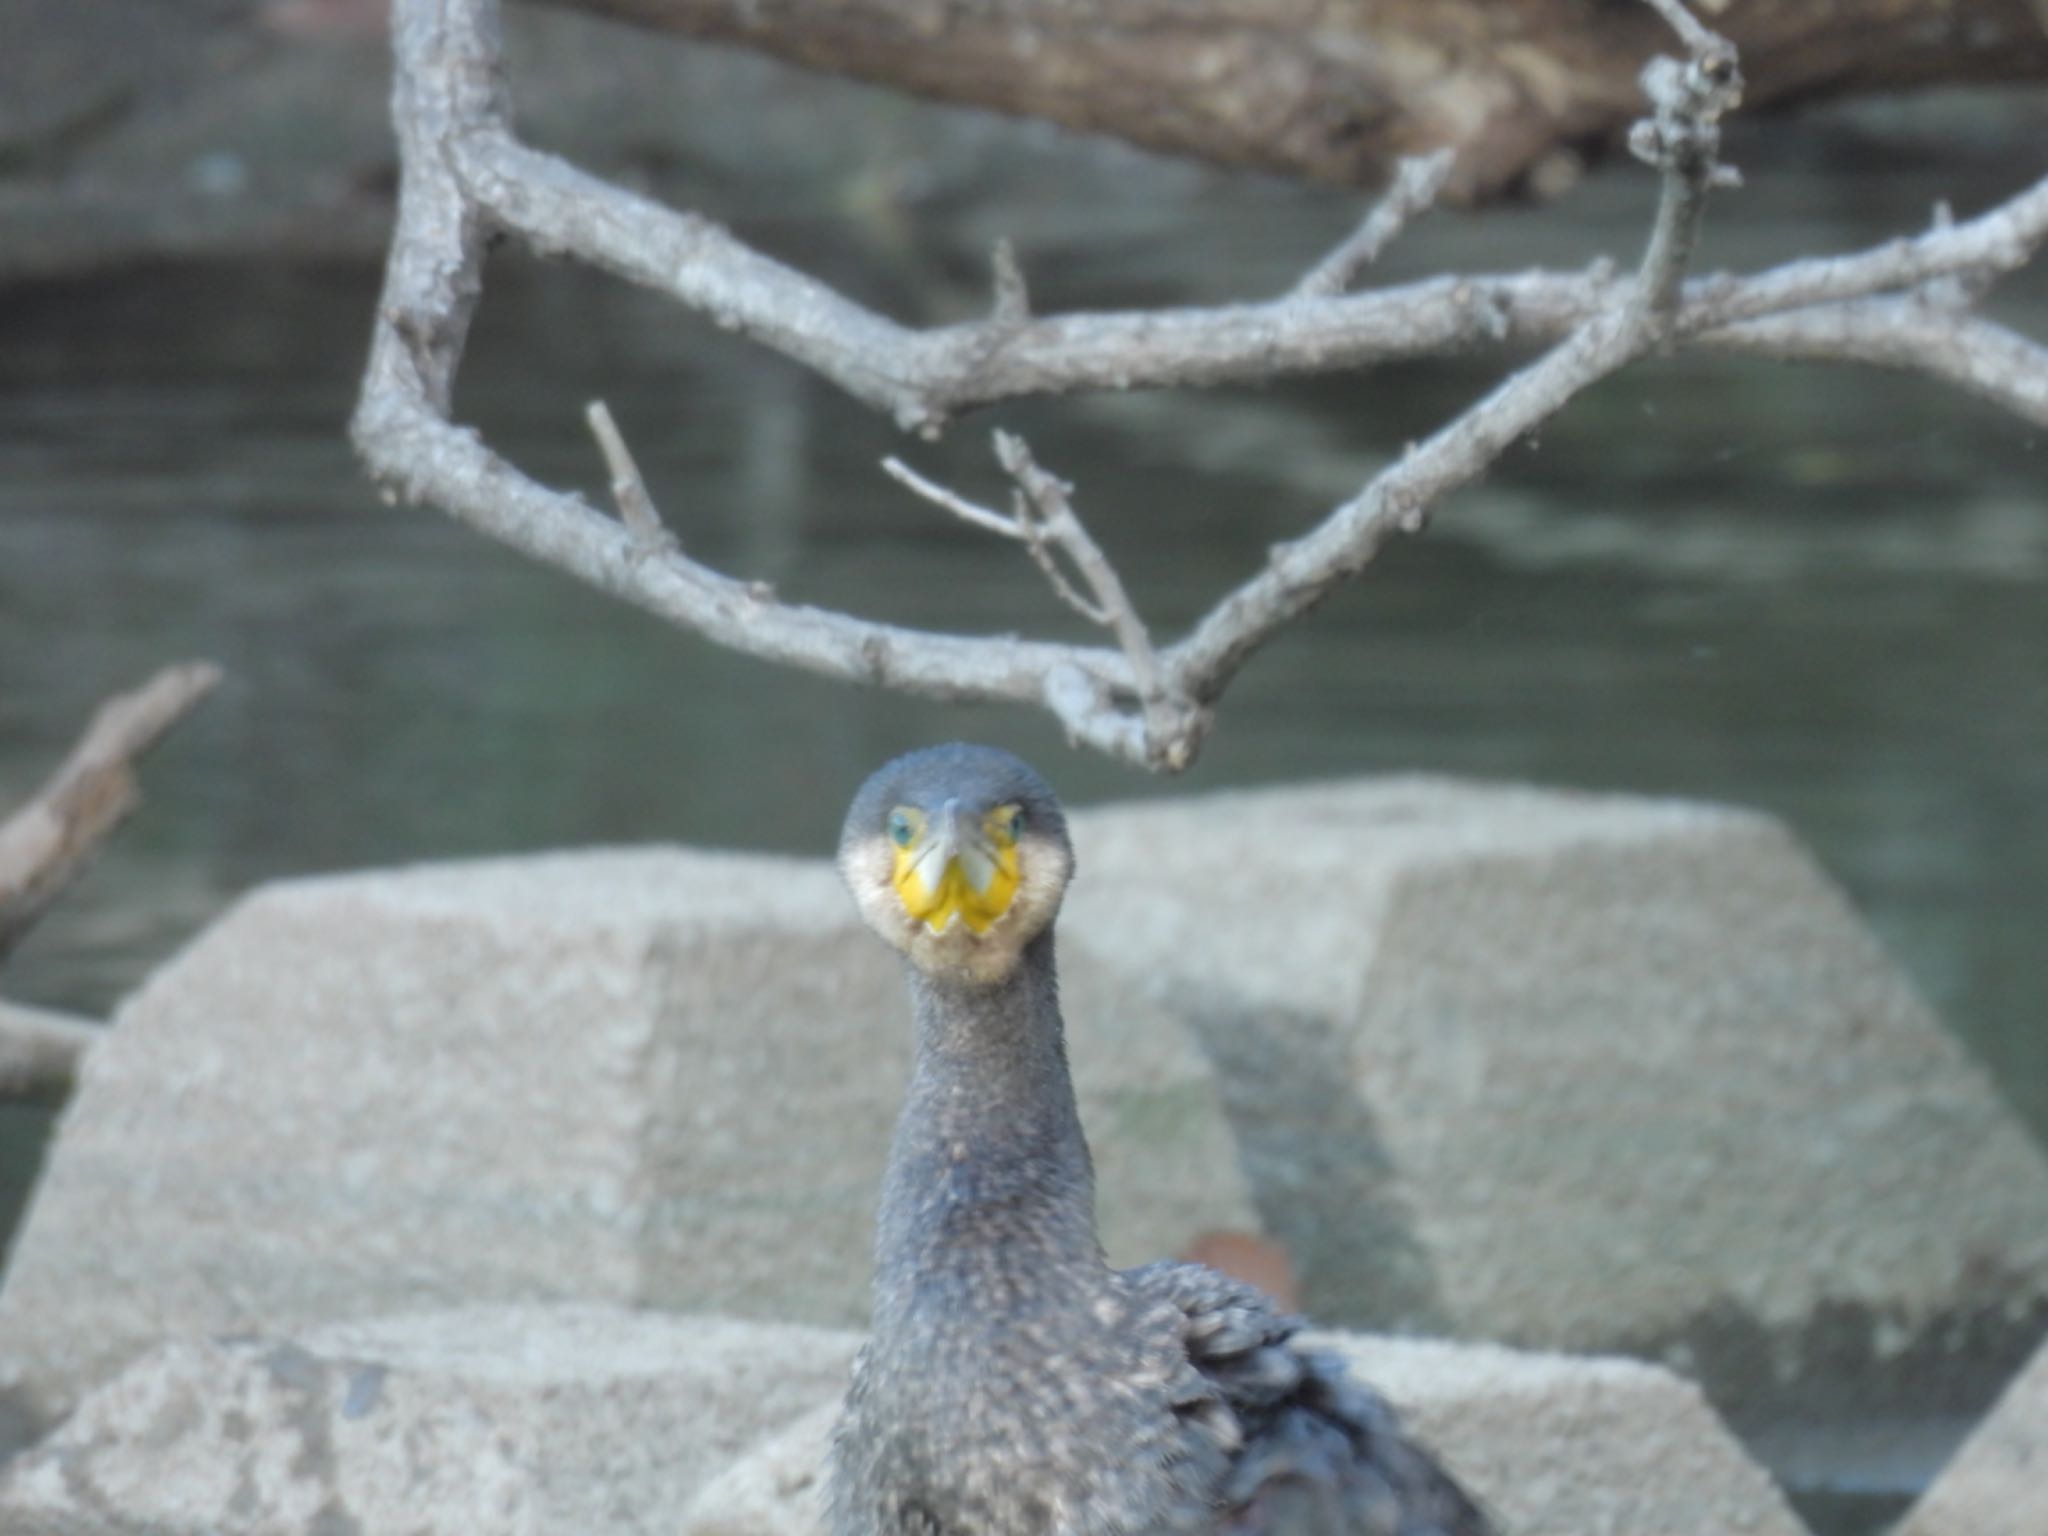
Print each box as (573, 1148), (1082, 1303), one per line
(354, 0), (2048, 771)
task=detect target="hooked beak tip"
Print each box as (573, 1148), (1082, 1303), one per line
(929, 799), (965, 862)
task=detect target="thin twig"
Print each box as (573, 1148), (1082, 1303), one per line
(993, 430), (1161, 690)
(586, 400), (678, 556)
(1626, 4), (1742, 330)
(0, 663), (222, 963)
(1292, 150), (1457, 299)
(881, 455), (1030, 543)
(883, 447), (1113, 631)
(990, 432), (1201, 766)
(990, 239), (1031, 326)
(1639, 0), (1727, 55)
(885, 436), (1195, 764)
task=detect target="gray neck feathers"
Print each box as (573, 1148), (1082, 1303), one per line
(871, 932), (1103, 1332)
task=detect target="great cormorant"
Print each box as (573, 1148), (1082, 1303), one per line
(829, 743), (1494, 1536)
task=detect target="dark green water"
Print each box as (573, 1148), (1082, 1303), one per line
(0, 129), (2043, 1528)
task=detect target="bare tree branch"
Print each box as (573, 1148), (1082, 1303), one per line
(987, 432), (1202, 762)
(1706, 304), (2048, 423)
(354, 0), (2048, 772)
(882, 455), (1031, 546)
(884, 437), (1201, 763)
(989, 239), (1031, 328)
(1624, 40), (1744, 329)
(0, 663), (222, 964)
(460, 118), (2048, 432)
(1168, 6), (1743, 704)
(1291, 151), (1456, 300)
(0, 1000), (97, 1107)
(585, 399), (678, 559)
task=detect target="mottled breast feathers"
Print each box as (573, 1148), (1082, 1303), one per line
(832, 1259), (1492, 1536)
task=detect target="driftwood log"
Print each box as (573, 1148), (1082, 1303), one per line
(546, 0), (2048, 198)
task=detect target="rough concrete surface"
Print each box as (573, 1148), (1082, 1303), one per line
(685, 1401), (841, 1536)
(1898, 1330), (2048, 1536)
(1064, 778), (2048, 1413)
(0, 1306), (861, 1536)
(1318, 1336), (1808, 1536)
(0, 848), (1252, 1426)
(681, 1331), (1812, 1536)
(5, 776), (2041, 1436)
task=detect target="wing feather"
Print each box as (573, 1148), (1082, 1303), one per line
(1123, 1262), (1494, 1536)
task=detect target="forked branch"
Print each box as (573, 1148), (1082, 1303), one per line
(885, 436), (1197, 763)
(353, 0), (2048, 770)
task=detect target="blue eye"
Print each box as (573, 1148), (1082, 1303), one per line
(1005, 808), (1025, 841)
(888, 810), (915, 848)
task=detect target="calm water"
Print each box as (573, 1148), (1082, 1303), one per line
(0, 129), (2043, 1527)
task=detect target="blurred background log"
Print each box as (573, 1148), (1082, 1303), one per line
(548, 0), (2048, 198)
(3, 0), (2045, 283)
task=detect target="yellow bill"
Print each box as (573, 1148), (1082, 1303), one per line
(889, 800), (1024, 935)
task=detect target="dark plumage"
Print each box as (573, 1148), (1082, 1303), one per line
(830, 744), (1494, 1536)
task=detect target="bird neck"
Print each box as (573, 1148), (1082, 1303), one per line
(872, 931), (1104, 1329)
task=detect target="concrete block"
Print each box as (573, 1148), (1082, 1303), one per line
(1897, 1331), (2048, 1536)
(0, 850), (1253, 1423)
(1064, 778), (2048, 1413)
(686, 1401), (840, 1536)
(681, 1332), (1812, 1536)
(0, 1306), (860, 1536)
(1319, 1337), (1807, 1536)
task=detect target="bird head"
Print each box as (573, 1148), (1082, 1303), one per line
(839, 744), (1073, 984)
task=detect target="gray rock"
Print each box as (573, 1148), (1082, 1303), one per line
(681, 1333), (1813, 1536)
(1897, 1332), (2048, 1536)
(686, 1402), (840, 1536)
(1320, 1337), (1808, 1536)
(7, 776), (2038, 1434)
(1063, 778), (2048, 1414)
(0, 849), (1252, 1427)
(0, 1306), (860, 1536)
